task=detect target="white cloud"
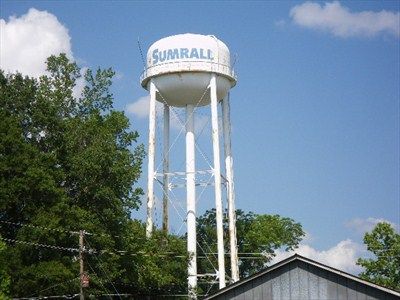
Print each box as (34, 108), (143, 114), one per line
(271, 239), (365, 274)
(126, 96), (156, 119)
(290, 1), (400, 38)
(72, 67), (88, 100)
(0, 8), (73, 77)
(345, 217), (397, 234)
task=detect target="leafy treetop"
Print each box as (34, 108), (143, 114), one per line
(357, 222), (400, 291)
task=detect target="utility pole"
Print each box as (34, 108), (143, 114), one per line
(79, 230), (85, 300)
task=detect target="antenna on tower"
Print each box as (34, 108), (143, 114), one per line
(232, 53), (238, 69)
(137, 36), (146, 68)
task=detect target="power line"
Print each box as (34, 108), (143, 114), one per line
(0, 237), (79, 253)
(28, 277), (80, 298)
(3, 234), (398, 258)
(6, 221), (397, 257)
(0, 236), (287, 260)
(0, 219), (79, 236)
(85, 260), (114, 300)
(0, 219), (149, 241)
(15, 294), (79, 299)
(4, 234), (400, 299)
(0, 217), (137, 242)
(83, 237), (121, 299)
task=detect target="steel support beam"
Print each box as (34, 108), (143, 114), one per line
(222, 93), (239, 283)
(162, 104), (170, 233)
(186, 104), (197, 298)
(210, 74), (226, 289)
(146, 80), (157, 238)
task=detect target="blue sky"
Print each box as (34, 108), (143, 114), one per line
(1, 1), (399, 273)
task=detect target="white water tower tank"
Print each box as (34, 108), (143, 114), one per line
(140, 33), (237, 107)
(142, 33), (239, 297)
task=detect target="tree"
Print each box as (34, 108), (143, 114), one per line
(0, 54), (146, 297)
(0, 54), (305, 298)
(357, 222), (400, 291)
(197, 209), (304, 290)
(117, 220), (187, 297)
(0, 237), (10, 299)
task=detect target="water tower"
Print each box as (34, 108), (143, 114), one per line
(140, 33), (239, 297)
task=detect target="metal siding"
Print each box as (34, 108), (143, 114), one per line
(366, 288), (379, 300)
(233, 283), (248, 300)
(263, 272), (273, 299)
(337, 276), (348, 300)
(244, 284), (253, 300)
(232, 286), (242, 300)
(327, 269), (338, 298)
(366, 295), (377, 300)
(280, 264), (291, 299)
(347, 279), (358, 299)
(207, 259), (400, 300)
(272, 268), (282, 299)
(388, 293), (400, 300)
(308, 264), (320, 299)
(290, 261), (301, 299)
(223, 290), (235, 300)
(252, 276), (263, 300)
(298, 262), (309, 299)
(367, 286), (399, 300)
(318, 268), (329, 299)
(356, 283), (367, 300)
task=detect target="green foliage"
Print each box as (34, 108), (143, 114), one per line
(0, 238), (10, 299)
(357, 222), (400, 291)
(0, 54), (147, 297)
(117, 220), (187, 296)
(0, 54), (306, 298)
(197, 209), (305, 285)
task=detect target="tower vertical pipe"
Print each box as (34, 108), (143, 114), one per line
(146, 80), (157, 238)
(210, 74), (226, 289)
(162, 104), (170, 233)
(222, 94), (239, 283)
(186, 104), (197, 297)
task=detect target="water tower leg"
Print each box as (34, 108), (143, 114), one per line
(162, 104), (170, 233)
(186, 104), (197, 297)
(222, 94), (240, 283)
(210, 74), (226, 289)
(146, 80), (157, 238)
